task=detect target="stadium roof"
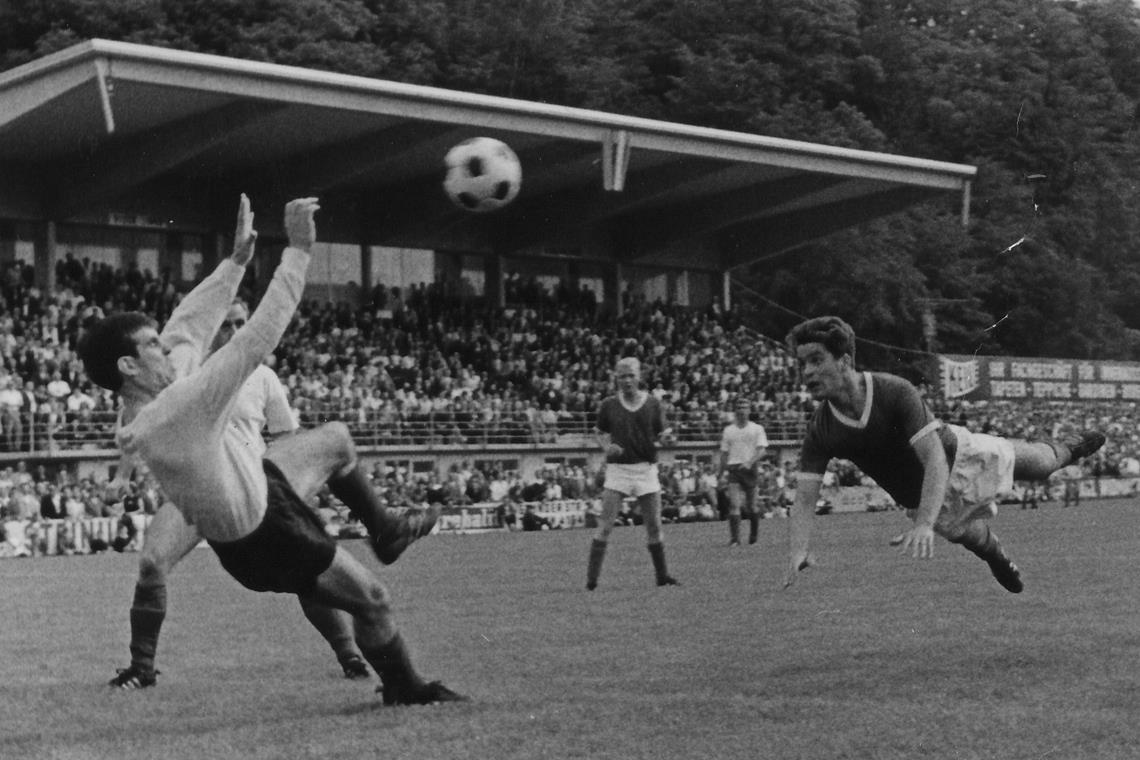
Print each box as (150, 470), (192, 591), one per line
(0, 39), (976, 271)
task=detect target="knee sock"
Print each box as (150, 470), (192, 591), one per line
(586, 539), (607, 589)
(647, 541), (670, 583)
(360, 633), (425, 695)
(327, 467), (398, 539)
(951, 521), (1004, 563)
(129, 582), (167, 672)
(748, 513), (760, 544)
(728, 514), (741, 543)
(298, 596), (361, 664)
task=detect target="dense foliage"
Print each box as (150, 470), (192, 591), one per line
(3, 0), (1140, 362)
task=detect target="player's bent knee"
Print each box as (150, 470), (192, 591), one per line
(315, 421), (357, 466)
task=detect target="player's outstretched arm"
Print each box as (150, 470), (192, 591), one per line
(888, 431), (947, 559)
(230, 192), (258, 266)
(284, 196), (319, 252)
(782, 475), (821, 589)
(163, 193), (258, 376)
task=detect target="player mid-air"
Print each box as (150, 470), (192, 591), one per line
(781, 316), (1105, 593)
(80, 196), (462, 705)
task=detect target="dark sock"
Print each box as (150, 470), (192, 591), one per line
(129, 583), (167, 672)
(728, 515), (741, 543)
(748, 513), (760, 543)
(298, 596), (359, 663)
(587, 539), (607, 588)
(953, 522), (1004, 563)
(1046, 440), (1071, 469)
(361, 633), (425, 696)
(647, 541), (670, 582)
(327, 467), (398, 538)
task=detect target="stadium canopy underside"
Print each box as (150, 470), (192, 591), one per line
(0, 39), (975, 278)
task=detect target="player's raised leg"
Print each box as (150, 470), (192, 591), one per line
(1010, 431), (1106, 480)
(939, 517), (1023, 593)
(267, 422), (439, 564)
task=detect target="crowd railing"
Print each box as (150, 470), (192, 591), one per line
(0, 407), (810, 454)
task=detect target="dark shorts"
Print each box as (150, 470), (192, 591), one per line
(208, 460), (337, 594)
(727, 465), (757, 491)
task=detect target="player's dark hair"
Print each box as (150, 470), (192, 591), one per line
(77, 312), (155, 392)
(786, 316), (856, 360)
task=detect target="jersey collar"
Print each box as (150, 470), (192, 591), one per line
(826, 372), (873, 428)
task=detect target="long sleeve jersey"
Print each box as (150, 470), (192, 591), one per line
(117, 248), (310, 542)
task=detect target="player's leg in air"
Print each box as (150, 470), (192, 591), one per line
(271, 422), (440, 565)
(265, 429), (463, 705)
(935, 429), (1105, 594)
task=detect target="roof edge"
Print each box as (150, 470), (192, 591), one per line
(0, 39), (978, 181)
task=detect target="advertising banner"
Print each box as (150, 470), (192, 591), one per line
(937, 355), (1140, 402)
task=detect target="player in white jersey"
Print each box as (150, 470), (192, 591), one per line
(107, 298), (373, 688)
(82, 197), (460, 705)
(718, 398), (768, 546)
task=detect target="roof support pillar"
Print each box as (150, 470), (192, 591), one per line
(33, 220), (57, 293)
(602, 130), (631, 192)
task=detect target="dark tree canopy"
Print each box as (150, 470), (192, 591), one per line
(4, 0), (1140, 361)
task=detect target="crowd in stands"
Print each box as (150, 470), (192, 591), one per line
(0, 257), (811, 453)
(0, 256), (1134, 540)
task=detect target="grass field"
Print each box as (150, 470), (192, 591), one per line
(4, 498), (1140, 760)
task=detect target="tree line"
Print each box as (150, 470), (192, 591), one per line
(4, 0), (1140, 365)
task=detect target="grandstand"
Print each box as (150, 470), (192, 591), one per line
(0, 39), (970, 468)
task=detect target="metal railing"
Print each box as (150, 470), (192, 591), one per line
(0, 407), (809, 455)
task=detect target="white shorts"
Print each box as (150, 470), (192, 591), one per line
(603, 462), (661, 498)
(909, 425), (1015, 539)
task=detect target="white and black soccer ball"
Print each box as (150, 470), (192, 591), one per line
(442, 137), (522, 213)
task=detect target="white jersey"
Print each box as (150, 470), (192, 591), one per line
(230, 364), (298, 458)
(118, 249), (309, 542)
(115, 363), (294, 478)
(720, 421), (768, 466)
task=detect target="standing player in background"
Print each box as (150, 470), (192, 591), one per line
(719, 397), (768, 546)
(781, 316), (1105, 593)
(586, 357), (679, 590)
(99, 197), (444, 700)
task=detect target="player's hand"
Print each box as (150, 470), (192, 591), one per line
(605, 443), (623, 458)
(782, 550), (816, 589)
(231, 193), (258, 266)
(284, 197), (320, 252)
(889, 523), (936, 559)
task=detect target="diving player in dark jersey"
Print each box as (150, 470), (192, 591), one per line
(782, 316), (1105, 593)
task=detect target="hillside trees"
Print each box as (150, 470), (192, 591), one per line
(3, 0), (1140, 358)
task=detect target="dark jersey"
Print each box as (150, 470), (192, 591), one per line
(595, 394), (665, 464)
(799, 372), (956, 511)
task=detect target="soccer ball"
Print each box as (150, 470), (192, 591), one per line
(443, 137), (522, 213)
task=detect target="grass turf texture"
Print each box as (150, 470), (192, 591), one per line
(4, 499), (1140, 760)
